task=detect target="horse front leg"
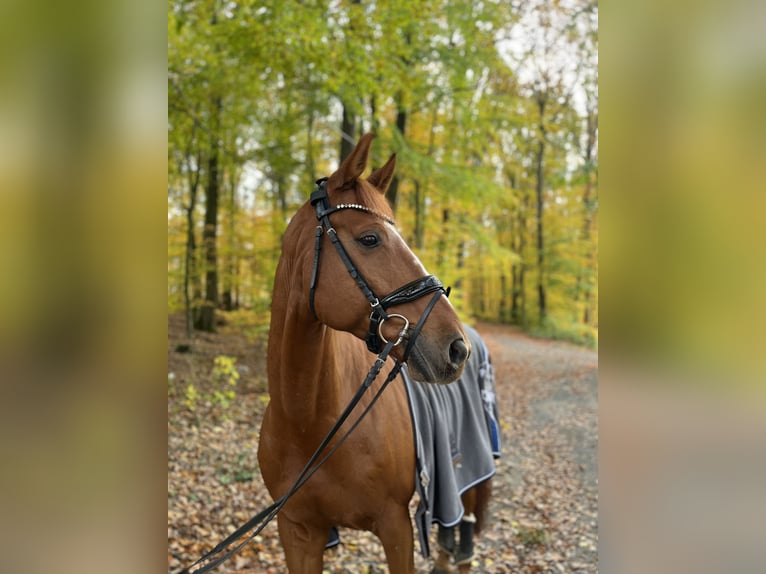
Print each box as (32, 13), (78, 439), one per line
(375, 504), (415, 574)
(277, 514), (327, 574)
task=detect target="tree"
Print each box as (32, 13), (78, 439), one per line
(196, 93), (222, 332)
(166, 0), (598, 345)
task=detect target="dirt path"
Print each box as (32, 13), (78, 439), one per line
(168, 317), (598, 573)
(475, 322), (598, 573)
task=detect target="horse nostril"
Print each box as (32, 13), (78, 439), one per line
(449, 337), (469, 367)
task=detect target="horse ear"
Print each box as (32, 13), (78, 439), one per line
(328, 133), (375, 191)
(367, 153), (397, 195)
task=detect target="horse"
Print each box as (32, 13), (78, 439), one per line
(257, 133), (491, 573)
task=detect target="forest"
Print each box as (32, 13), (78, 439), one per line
(168, 0), (598, 346)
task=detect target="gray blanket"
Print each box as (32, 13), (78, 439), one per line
(403, 324), (501, 557)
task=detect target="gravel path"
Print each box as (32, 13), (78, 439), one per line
(168, 318), (598, 573)
(476, 322), (598, 573)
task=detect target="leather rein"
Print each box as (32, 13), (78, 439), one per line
(177, 178), (450, 573)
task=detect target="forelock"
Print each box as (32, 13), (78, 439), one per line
(355, 179), (394, 221)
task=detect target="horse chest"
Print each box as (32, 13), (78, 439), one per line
(260, 406), (414, 504)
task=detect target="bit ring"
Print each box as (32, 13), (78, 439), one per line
(378, 313), (409, 347)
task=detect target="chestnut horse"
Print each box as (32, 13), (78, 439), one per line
(258, 133), (471, 573)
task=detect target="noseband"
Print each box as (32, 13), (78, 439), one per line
(309, 177), (450, 354)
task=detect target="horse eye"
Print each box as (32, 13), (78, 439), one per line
(358, 234), (379, 248)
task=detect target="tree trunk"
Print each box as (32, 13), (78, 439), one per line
(387, 21), (413, 213)
(436, 208), (450, 278)
(413, 180), (424, 249)
(455, 239), (464, 292)
(499, 272), (508, 322)
(413, 106), (438, 250)
(535, 96), (547, 323)
(306, 110), (317, 185)
(582, 110), (597, 325)
(340, 0), (361, 165)
(369, 93), (382, 168)
(514, 191), (530, 326)
(275, 173), (288, 220)
(221, 169), (238, 311)
(195, 95), (222, 332)
(183, 151), (202, 339)
(511, 264), (518, 322)
(340, 103), (356, 163)
(385, 96), (407, 212)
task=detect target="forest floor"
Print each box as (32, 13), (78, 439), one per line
(168, 313), (598, 573)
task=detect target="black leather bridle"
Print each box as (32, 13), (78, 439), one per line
(309, 177), (450, 354)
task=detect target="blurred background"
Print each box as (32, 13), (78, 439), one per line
(601, 0), (766, 571)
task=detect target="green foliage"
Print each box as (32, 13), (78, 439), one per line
(221, 308), (271, 342)
(184, 355), (240, 413)
(217, 454), (255, 485)
(183, 382), (201, 412)
(211, 355), (239, 409)
(530, 316), (598, 349)
(167, 0), (598, 345)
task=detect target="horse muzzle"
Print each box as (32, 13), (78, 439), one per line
(400, 329), (470, 385)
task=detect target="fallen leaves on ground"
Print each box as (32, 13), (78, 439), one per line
(168, 314), (597, 573)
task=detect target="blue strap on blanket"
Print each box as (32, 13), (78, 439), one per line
(477, 340), (502, 458)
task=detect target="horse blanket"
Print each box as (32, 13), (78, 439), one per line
(325, 324), (501, 557)
(404, 323), (501, 557)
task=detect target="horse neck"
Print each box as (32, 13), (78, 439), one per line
(267, 258), (348, 425)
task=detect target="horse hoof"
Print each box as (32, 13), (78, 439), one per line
(455, 554), (474, 573)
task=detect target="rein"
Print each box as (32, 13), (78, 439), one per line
(177, 178), (450, 574)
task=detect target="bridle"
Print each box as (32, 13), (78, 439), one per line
(177, 177), (452, 574)
(309, 177), (450, 355)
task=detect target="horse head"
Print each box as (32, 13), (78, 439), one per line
(289, 133), (469, 384)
